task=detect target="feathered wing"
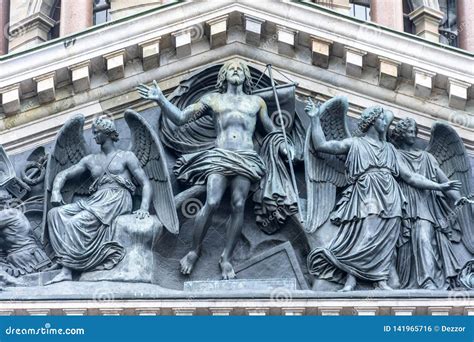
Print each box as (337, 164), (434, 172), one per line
(426, 122), (474, 252)
(304, 96), (350, 233)
(125, 109), (179, 234)
(41, 114), (90, 243)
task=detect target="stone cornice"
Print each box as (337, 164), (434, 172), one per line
(0, 0), (472, 153)
(0, 296), (472, 316)
(0, 1), (472, 85)
(9, 12), (56, 32)
(0, 47), (472, 155)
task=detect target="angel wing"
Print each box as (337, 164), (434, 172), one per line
(41, 114), (90, 243)
(426, 122), (474, 253)
(124, 109), (179, 234)
(304, 96), (351, 233)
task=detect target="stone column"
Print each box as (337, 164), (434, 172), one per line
(457, 0), (474, 52)
(0, 0), (9, 55)
(408, 6), (444, 42)
(370, 0), (404, 31)
(60, 0), (93, 37)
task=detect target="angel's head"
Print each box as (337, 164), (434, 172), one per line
(0, 189), (11, 206)
(92, 116), (119, 145)
(356, 105), (387, 136)
(216, 60), (253, 94)
(390, 117), (418, 147)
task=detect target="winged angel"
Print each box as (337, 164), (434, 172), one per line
(391, 118), (474, 289)
(43, 111), (178, 284)
(304, 96), (461, 291)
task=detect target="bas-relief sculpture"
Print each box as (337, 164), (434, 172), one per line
(1, 59), (473, 296)
(42, 111), (178, 285)
(137, 60), (294, 280)
(304, 97), (472, 291)
(391, 119), (472, 290)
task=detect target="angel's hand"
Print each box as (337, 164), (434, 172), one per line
(136, 80), (164, 102)
(304, 97), (321, 118)
(440, 180), (462, 192)
(455, 196), (474, 207)
(51, 191), (65, 207)
(134, 209), (150, 220)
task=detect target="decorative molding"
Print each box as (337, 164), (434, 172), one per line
(103, 50), (126, 82)
(243, 14), (265, 46)
(319, 307), (343, 316)
(206, 15), (228, 49)
(139, 37), (161, 71)
(0, 298), (471, 316)
(209, 307), (233, 316)
(281, 307), (306, 316)
(172, 29), (192, 58)
(413, 67), (436, 98)
(354, 307), (378, 316)
(378, 57), (401, 90)
(345, 47), (367, 78)
(392, 307), (416, 316)
(276, 25), (298, 56)
(172, 308), (196, 316)
(33, 71), (56, 104)
(1, 84), (21, 115)
(311, 36), (333, 69)
(246, 307), (270, 316)
(69, 61), (91, 93)
(447, 78), (471, 110)
(427, 307), (451, 316)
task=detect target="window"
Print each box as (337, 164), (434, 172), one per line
(439, 0), (458, 47)
(350, 0), (370, 21)
(49, 0), (61, 40)
(403, 0), (415, 35)
(94, 0), (111, 25)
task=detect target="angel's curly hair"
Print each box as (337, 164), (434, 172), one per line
(390, 117), (418, 147)
(93, 115), (119, 142)
(354, 105), (384, 136)
(0, 189), (12, 204)
(216, 60), (253, 95)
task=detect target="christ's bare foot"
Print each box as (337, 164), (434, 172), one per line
(46, 267), (72, 285)
(339, 274), (356, 292)
(375, 280), (393, 290)
(219, 259), (236, 280)
(180, 251), (199, 275)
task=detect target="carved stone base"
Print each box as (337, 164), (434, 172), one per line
(234, 242), (309, 290)
(16, 269), (61, 287)
(80, 215), (163, 283)
(184, 278), (296, 292)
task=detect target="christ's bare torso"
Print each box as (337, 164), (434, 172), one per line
(203, 93), (264, 151)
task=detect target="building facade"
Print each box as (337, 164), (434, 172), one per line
(0, 0), (473, 316)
